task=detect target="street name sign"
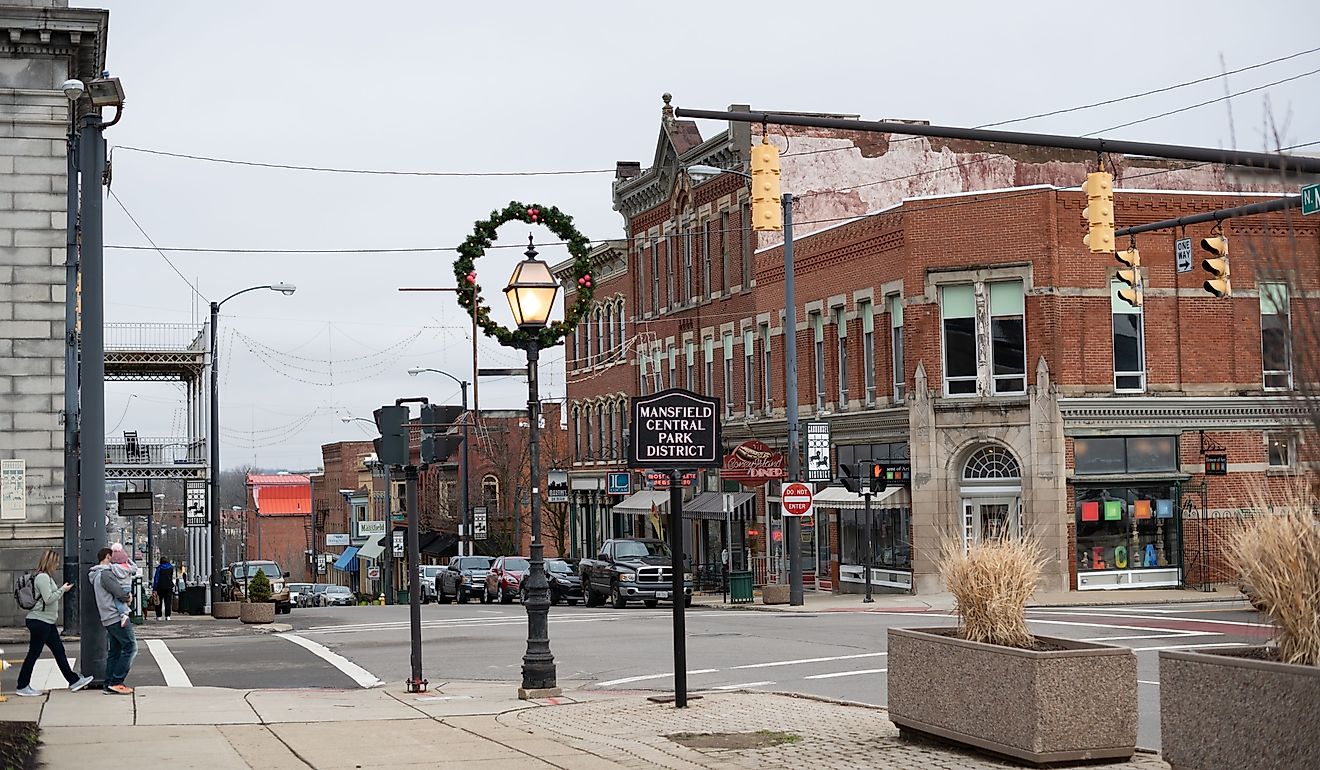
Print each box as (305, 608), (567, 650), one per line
(781, 482), (814, 517)
(1303, 182), (1320, 216)
(1175, 237), (1193, 273)
(628, 389), (722, 469)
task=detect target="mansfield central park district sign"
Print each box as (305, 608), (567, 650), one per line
(627, 389), (722, 469)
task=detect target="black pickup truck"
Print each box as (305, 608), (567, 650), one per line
(579, 538), (693, 609)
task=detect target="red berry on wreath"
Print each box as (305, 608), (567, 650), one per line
(527, 207), (539, 222)
(467, 271), (477, 284)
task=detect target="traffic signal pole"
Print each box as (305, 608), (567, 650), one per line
(782, 193), (804, 607)
(1115, 194), (1303, 237)
(675, 108), (1320, 175)
(404, 463), (425, 692)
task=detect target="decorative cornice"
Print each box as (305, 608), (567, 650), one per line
(0, 6), (108, 81)
(1059, 396), (1312, 432)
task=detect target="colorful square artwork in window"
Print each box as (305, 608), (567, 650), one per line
(1103, 500), (1123, 521)
(1155, 499), (1174, 519)
(1134, 499), (1152, 520)
(1081, 501), (1100, 522)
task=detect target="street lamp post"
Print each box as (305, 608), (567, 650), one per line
(209, 283), (295, 612)
(504, 237), (562, 699)
(407, 368), (471, 558)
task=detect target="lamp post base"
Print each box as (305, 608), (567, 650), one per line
(517, 686), (562, 700)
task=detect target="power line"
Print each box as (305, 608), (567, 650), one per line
(108, 189), (208, 302)
(112, 145), (614, 177)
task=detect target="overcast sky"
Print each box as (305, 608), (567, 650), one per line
(80, 0), (1320, 471)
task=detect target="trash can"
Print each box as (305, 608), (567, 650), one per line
(397, 589), (410, 605)
(729, 571), (754, 604)
(185, 585), (207, 616)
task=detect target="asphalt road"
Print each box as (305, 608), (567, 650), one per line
(3, 598), (1270, 751)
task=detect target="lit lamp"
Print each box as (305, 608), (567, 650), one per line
(504, 235), (562, 699)
(504, 237), (559, 328)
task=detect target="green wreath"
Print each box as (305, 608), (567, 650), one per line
(452, 201), (595, 350)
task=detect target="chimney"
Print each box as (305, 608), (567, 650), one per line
(615, 161), (641, 182)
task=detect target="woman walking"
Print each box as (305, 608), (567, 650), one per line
(14, 550), (94, 696)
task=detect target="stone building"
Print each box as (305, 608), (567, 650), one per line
(0, 0), (108, 623)
(562, 95), (1314, 595)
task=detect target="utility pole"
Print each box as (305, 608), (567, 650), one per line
(404, 463), (425, 692)
(62, 112), (80, 630)
(77, 111), (107, 679)
(783, 193), (804, 607)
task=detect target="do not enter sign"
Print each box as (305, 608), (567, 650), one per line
(782, 482), (813, 516)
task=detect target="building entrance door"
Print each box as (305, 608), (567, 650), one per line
(961, 496), (1022, 545)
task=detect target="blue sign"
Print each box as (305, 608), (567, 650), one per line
(607, 472), (631, 496)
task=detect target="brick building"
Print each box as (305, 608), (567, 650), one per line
(241, 473), (311, 582)
(563, 96), (1315, 595)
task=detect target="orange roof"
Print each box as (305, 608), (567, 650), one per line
(249, 475), (311, 516)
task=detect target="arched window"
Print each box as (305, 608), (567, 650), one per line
(617, 300), (627, 358)
(583, 404), (594, 459)
(596, 307), (606, 365)
(608, 401), (618, 460)
(963, 445), (1022, 480)
(482, 474), (500, 510)
(597, 401), (607, 461)
(572, 405), (582, 463)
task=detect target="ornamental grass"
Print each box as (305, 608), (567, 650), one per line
(1236, 476), (1320, 667)
(939, 534), (1045, 649)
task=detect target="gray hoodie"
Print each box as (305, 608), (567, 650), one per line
(89, 563), (129, 627)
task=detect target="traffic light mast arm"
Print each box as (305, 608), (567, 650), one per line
(1115, 195), (1302, 238)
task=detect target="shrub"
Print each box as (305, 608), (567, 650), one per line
(939, 534), (1045, 649)
(248, 569), (274, 603)
(1236, 477), (1320, 667)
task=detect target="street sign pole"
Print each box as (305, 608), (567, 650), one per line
(782, 193), (804, 607)
(404, 464), (425, 693)
(863, 487), (874, 604)
(668, 468), (687, 707)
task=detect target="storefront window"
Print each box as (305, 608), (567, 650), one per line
(1075, 485), (1179, 573)
(839, 507), (911, 570)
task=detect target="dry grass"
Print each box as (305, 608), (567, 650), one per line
(939, 535), (1045, 649)
(1236, 476), (1320, 667)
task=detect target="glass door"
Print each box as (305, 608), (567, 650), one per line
(962, 496), (1022, 548)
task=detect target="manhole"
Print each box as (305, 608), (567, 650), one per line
(668, 731), (801, 750)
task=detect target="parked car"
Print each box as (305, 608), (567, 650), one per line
(579, 539), (692, 609)
(485, 556), (529, 604)
(322, 585), (355, 606)
(437, 556), (493, 604)
(288, 582), (312, 608)
(300, 583), (332, 607)
(418, 565), (444, 603)
(222, 560), (293, 614)
(519, 558), (582, 605)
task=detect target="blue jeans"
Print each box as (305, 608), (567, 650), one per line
(104, 621), (136, 686)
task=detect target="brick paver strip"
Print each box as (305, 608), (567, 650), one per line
(513, 691), (1170, 770)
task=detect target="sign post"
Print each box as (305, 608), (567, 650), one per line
(628, 388), (721, 709)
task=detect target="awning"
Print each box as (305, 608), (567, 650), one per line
(332, 547), (360, 572)
(683, 492), (756, 522)
(419, 532), (458, 557)
(612, 490), (670, 513)
(357, 537), (385, 561)
(810, 484), (910, 510)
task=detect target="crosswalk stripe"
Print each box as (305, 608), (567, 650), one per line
(803, 668), (887, 680)
(277, 633), (383, 688)
(730, 651), (887, 670)
(145, 639), (192, 687)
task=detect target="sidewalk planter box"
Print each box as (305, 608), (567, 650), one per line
(1159, 648), (1319, 770)
(239, 602), (275, 624)
(888, 627), (1137, 765)
(761, 584), (789, 605)
(211, 600), (240, 619)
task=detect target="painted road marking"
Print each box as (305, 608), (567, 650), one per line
(731, 652), (887, 670)
(1128, 641), (1248, 652)
(804, 668), (887, 680)
(277, 633), (383, 688)
(1139, 680), (1160, 686)
(708, 681), (775, 690)
(30, 660), (71, 690)
(595, 669), (719, 687)
(302, 616), (648, 636)
(145, 639), (192, 687)
(1080, 633), (1214, 642)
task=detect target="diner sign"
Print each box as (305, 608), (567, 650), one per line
(628, 389), (722, 469)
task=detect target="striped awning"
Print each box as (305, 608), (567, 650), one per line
(810, 484), (909, 510)
(612, 490), (670, 513)
(332, 547), (360, 572)
(683, 492), (756, 522)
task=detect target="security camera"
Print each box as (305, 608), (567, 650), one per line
(61, 79), (85, 100)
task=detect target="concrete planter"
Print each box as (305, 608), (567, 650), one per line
(888, 627), (1137, 764)
(211, 600), (241, 619)
(239, 601), (275, 624)
(761, 584), (789, 605)
(1159, 648), (1319, 770)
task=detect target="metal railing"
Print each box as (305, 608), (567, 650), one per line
(104, 323), (208, 352)
(105, 437), (206, 465)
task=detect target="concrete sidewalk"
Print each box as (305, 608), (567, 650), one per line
(0, 680), (1171, 769)
(694, 584), (1247, 613)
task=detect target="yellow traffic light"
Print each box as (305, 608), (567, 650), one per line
(750, 138), (783, 232)
(1200, 234), (1231, 298)
(1081, 171), (1115, 253)
(1115, 247), (1142, 307)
